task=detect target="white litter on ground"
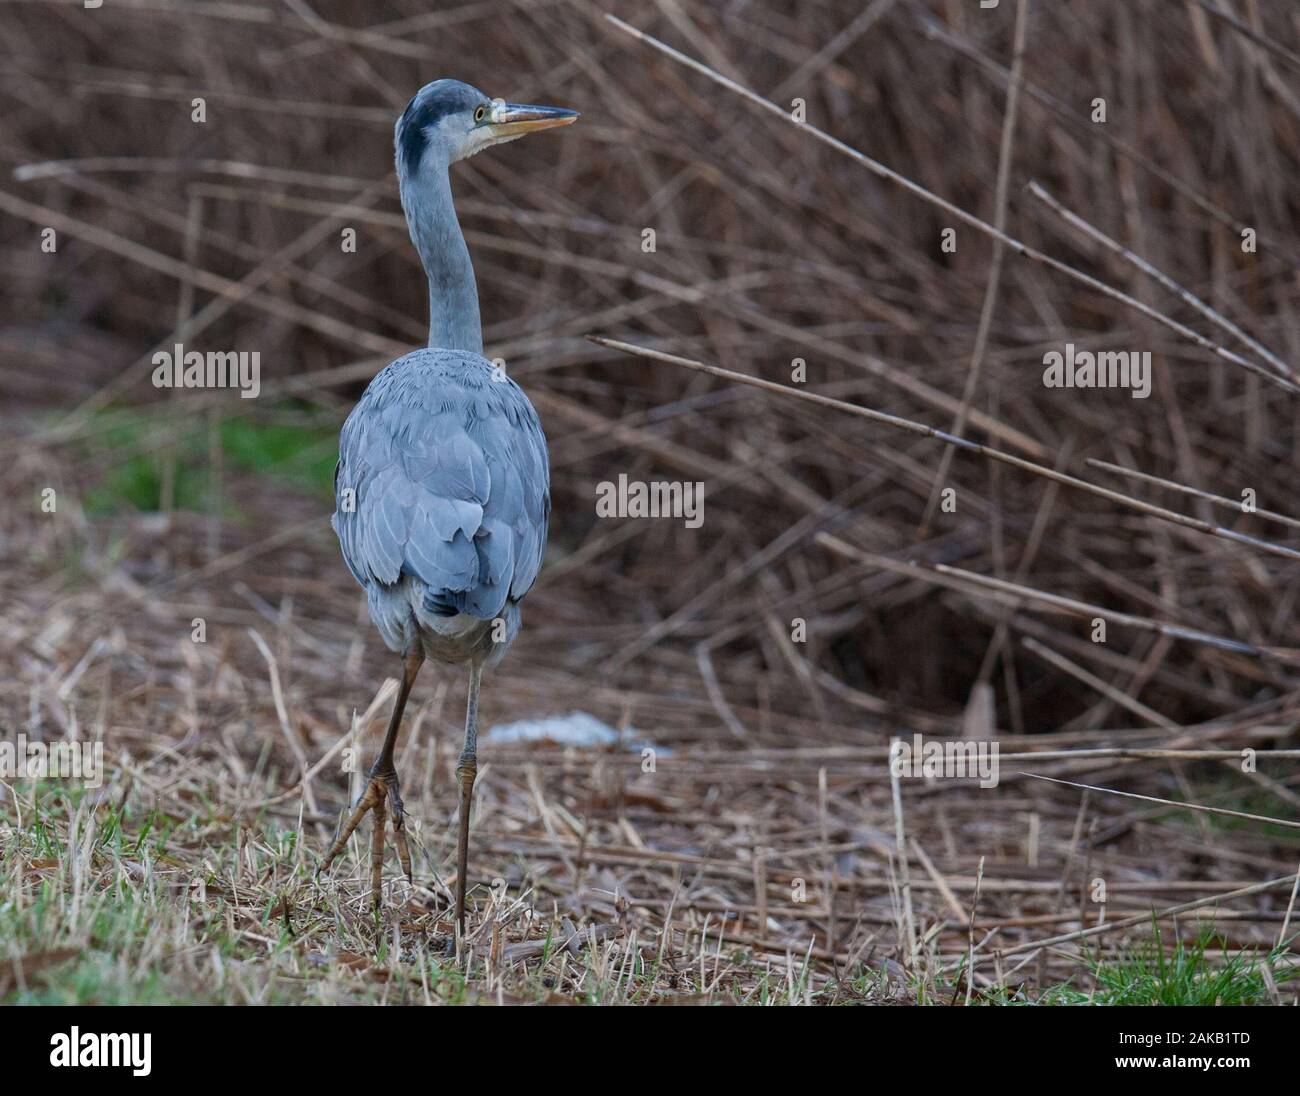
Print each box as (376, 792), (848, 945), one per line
(484, 711), (664, 753)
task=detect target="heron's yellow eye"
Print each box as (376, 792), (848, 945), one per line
(474, 105), (486, 123)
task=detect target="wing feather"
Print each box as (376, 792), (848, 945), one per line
(332, 349), (549, 627)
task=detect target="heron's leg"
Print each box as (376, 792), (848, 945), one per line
(454, 661), (483, 935)
(319, 645), (424, 909)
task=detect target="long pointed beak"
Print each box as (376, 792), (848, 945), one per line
(489, 102), (579, 139)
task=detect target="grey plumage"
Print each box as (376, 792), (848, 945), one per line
(331, 348), (549, 665)
(330, 78), (562, 669)
(319, 78), (575, 923)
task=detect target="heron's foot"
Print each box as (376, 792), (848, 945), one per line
(318, 765), (413, 911)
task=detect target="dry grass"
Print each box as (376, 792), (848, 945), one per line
(2, 0), (1300, 1004)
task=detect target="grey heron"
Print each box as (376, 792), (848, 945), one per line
(319, 79), (577, 931)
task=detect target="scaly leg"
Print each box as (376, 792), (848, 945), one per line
(320, 645), (424, 910)
(454, 661), (483, 935)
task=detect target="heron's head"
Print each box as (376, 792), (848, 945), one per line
(396, 79), (578, 177)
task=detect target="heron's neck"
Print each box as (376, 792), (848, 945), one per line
(400, 166), (483, 354)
